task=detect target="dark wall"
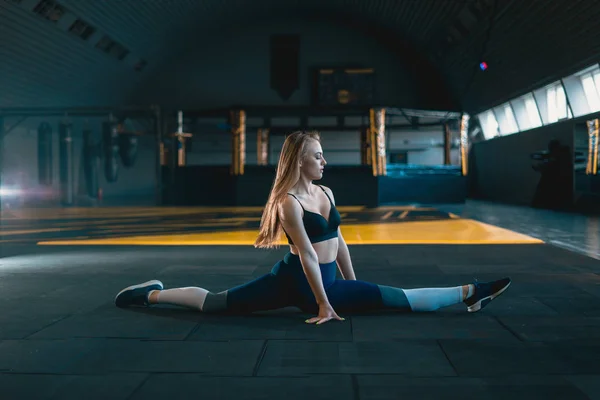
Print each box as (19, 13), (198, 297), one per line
(163, 165), (379, 207)
(163, 165), (464, 207)
(133, 18), (423, 109)
(469, 120), (575, 207)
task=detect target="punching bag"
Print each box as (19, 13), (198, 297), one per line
(38, 122), (53, 185)
(83, 128), (99, 198)
(102, 121), (119, 183)
(59, 121), (74, 206)
(118, 134), (138, 167)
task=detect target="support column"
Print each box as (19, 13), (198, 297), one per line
(360, 126), (371, 165)
(59, 118), (75, 206)
(459, 114), (470, 176)
(174, 111), (192, 167)
(586, 118), (599, 175)
(369, 108), (387, 176)
(231, 110), (246, 175)
(152, 105), (163, 205)
(257, 128), (269, 166)
(444, 123), (451, 165)
(159, 141), (169, 166)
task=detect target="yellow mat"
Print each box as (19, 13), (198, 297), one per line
(37, 219), (543, 245)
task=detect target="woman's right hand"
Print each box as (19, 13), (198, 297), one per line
(305, 303), (345, 325)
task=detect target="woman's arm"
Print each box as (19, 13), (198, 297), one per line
(280, 197), (331, 307)
(320, 186), (357, 280)
(336, 229), (357, 280)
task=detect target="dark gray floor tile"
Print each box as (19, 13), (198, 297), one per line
(351, 313), (520, 342)
(564, 375), (600, 400)
(536, 295), (600, 316)
(0, 312), (70, 339)
(477, 296), (558, 316)
(48, 373), (148, 400)
(186, 312), (352, 341)
(0, 339), (101, 373)
(29, 306), (200, 340)
(571, 280), (600, 298)
(76, 339), (264, 375)
(439, 340), (578, 376)
(548, 344), (600, 374)
(131, 374), (353, 400)
(502, 281), (592, 298)
(357, 375), (487, 400)
(356, 375), (590, 400)
(257, 340), (456, 376)
(498, 316), (600, 342)
(0, 373), (73, 400)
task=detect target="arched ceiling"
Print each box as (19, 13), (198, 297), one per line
(2, 0), (599, 114)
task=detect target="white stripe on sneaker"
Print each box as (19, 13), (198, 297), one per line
(467, 281), (511, 312)
(114, 279), (163, 302)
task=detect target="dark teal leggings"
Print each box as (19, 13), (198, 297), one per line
(226, 252), (385, 314)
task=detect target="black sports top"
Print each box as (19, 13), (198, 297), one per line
(284, 185), (341, 245)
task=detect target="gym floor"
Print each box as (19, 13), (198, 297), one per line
(0, 201), (599, 399)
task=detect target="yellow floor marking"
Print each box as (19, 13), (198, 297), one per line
(376, 205), (417, 211)
(381, 211), (394, 220)
(398, 210), (410, 219)
(37, 219), (543, 245)
(0, 227), (82, 236)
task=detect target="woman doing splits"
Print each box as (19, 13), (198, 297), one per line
(115, 131), (511, 325)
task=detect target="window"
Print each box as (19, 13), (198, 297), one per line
(547, 83), (571, 123)
(502, 104), (519, 134)
(478, 110), (499, 139)
(509, 93), (542, 131)
(33, 0), (65, 22)
(524, 94), (542, 128)
(581, 70), (600, 113)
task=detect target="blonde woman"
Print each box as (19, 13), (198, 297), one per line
(115, 131), (511, 324)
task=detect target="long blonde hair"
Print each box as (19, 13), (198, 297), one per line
(254, 130), (321, 249)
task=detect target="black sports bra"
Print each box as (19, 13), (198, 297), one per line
(283, 185), (341, 245)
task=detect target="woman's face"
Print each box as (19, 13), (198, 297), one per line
(300, 139), (327, 180)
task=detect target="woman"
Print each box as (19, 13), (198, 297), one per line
(115, 131), (511, 324)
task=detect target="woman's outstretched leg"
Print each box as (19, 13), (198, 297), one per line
(114, 280), (217, 311)
(147, 286), (226, 312)
(115, 269), (293, 314)
(378, 277), (511, 313)
(321, 277), (511, 314)
(114, 280), (164, 308)
(379, 284), (470, 312)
